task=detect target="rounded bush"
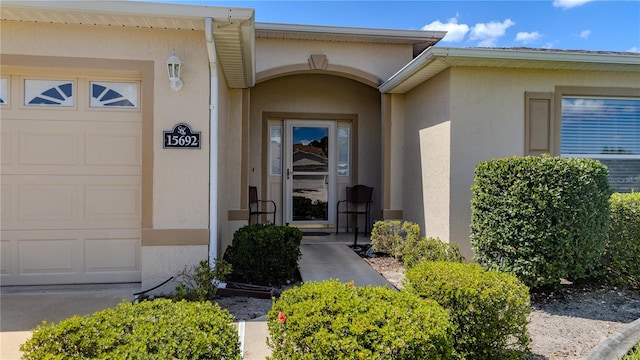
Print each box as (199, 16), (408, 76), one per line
(603, 192), (640, 289)
(267, 279), (454, 359)
(20, 299), (241, 360)
(470, 156), (611, 288)
(225, 224), (302, 286)
(404, 261), (531, 360)
(370, 220), (420, 259)
(403, 236), (465, 269)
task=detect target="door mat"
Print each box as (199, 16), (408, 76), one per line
(302, 231), (331, 236)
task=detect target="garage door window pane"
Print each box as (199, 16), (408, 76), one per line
(0, 78), (8, 105)
(90, 82), (138, 108)
(25, 79), (74, 107)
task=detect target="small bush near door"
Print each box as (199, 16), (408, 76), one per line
(602, 192), (640, 289)
(470, 156), (611, 288)
(267, 279), (454, 359)
(20, 299), (240, 360)
(224, 224), (303, 286)
(404, 261), (531, 360)
(370, 220), (464, 268)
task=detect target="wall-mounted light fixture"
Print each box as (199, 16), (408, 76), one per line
(167, 49), (183, 91)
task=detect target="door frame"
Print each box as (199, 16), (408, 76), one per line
(284, 119), (336, 227)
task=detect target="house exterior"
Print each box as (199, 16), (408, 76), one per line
(1, 1), (638, 291)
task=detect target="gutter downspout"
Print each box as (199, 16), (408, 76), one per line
(205, 17), (218, 263)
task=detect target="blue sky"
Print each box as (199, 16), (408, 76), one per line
(145, 0), (639, 52)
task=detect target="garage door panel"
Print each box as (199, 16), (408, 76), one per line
(19, 238), (78, 274)
(85, 132), (140, 166)
(1, 240), (12, 275)
(1, 131), (12, 165)
(1, 185), (13, 223)
(85, 185), (140, 220)
(19, 130), (79, 166)
(85, 236), (139, 272)
(19, 184), (77, 221)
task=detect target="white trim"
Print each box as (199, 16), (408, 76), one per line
(380, 47), (640, 94)
(1, 1), (254, 22)
(256, 22), (445, 43)
(207, 17), (219, 262)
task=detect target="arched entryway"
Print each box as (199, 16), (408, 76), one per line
(249, 73), (382, 231)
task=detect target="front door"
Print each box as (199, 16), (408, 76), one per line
(284, 120), (335, 226)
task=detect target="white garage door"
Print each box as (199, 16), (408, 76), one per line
(1, 72), (142, 285)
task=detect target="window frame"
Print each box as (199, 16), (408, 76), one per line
(556, 86), (640, 192)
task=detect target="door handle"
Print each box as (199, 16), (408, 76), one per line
(286, 168), (290, 180)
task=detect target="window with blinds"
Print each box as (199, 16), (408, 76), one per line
(560, 97), (640, 192)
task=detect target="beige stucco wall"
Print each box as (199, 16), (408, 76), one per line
(401, 70), (452, 243)
(1, 20), (215, 288)
(248, 73), (382, 230)
(256, 38), (413, 86)
(400, 65), (640, 260)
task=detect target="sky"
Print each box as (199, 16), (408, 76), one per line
(143, 0), (640, 52)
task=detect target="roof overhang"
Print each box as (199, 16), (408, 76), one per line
(0, 1), (256, 88)
(380, 47), (640, 94)
(256, 22), (446, 58)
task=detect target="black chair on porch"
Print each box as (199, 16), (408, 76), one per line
(336, 184), (373, 236)
(249, 186), (276, 224)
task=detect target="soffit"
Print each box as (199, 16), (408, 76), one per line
(0, 1), (255, 88)
(256, 22), (446, 57)
(381, 47), (640, 94)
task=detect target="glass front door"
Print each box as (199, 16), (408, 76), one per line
(285, 120), (335, 225)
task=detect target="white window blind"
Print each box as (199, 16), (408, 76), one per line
(561, 97), (640, 192)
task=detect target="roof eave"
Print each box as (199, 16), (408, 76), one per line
(380, 47), (640, 94)
(255, 22), (445, 56)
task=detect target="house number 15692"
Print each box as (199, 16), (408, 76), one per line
(163, 123), (201, 149)
(165, 134), (199, 147)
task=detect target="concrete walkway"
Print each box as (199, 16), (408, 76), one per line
(0, 232), (388, 359)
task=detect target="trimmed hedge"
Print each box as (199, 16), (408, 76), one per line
(470, 156), (611, 288)
(371, 220), (464, 269)
(267, 279), (454, 359)
(20, 299), (240, 360)
(224, 224), (302, 286)
(404, 261), (531, 360)
(603, 192), (640, 289)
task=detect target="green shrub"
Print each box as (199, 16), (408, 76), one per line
(20, 299), (240, 360)
(371, 220), (464, 269)
(404, 261), (531, 360)
(370, 220), (420, 259)
(403, 236), (465, 269)
(267, 279), (454, 359)
(470, 156), (611, 288)
(225, 224), (302, 286)
(622, 340), (640, 360)
(173, 259), (231, 301)
(603, 192), (640, 289)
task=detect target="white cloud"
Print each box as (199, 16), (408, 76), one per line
(470, 19), (515, 47)
(562, 98), (605, 116)
(627, 46), (639, 53)
(579, 30), (591, 39)
(516, 31), (542, 44)
(422, 17), (469, 43)
(552, 0), (595, 9)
